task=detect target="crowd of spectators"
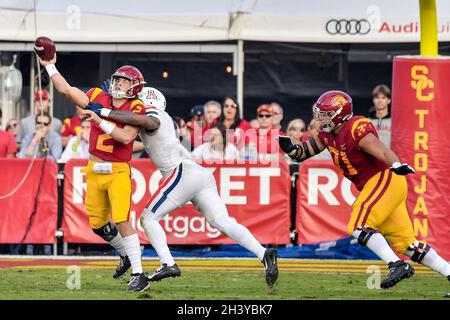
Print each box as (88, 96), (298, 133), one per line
(1, 84), (393, 164)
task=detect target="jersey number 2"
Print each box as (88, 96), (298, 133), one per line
(96, 134), (114, 153)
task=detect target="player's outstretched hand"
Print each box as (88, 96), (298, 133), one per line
(101, 79), (111, 94)
(276, 135), (301, 160)
(85, 103), (104, 116)
(36, 53), (57, 67)
(81, 109), (102, 124)
(390, 162), (415, 175)
(277, 135), (296, 153)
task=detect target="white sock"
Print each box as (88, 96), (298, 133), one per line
(352, 230), (399, 264)
(213, 215), (266, 261)
(414, 248), (450, 277)
(108, 233), (127, 257)
(122, 233), (143, 274)
(141, 215), (175, 266)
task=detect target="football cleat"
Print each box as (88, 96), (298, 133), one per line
(380, 260), (415, 289)
(127, 273), (150, 292)
(262, 248), (279, 288)
(113, 255), (131, 279)
(147, 263), (181, 282)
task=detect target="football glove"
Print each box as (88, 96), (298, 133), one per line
(85, 102), (104, 116)
(276, 135), (302, 161)
(390, 162), (415, 175)
(101, 79), (111, 94)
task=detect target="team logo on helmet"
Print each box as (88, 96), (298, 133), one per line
(331, 95), (347, 108)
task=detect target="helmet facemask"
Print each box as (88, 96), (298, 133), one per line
(313, 105), (340, 132)
(110, 75), (142, 99)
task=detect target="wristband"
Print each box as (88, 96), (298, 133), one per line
(45, 64), (59, 77)
(100, 108), (111, 117)
(99, 120), (116, 135)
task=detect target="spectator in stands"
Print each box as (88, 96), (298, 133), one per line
(204, 100), (222, 127)
(270, 102), (284, 131)
(173, 116), (192, 151)
(188, 104), (208, 149)
(192, 123), (240, 163)
(20, 112), (62, 160)
(17, 89), (62, 146)
(368, 84), (392, 148)
(286, 119), (308, 144)
(5, 118), (20, 154)
(254, 104), (284, 160)
(216, 96), (252, 150)
(59, 118), (91, 162)
(0, 110), (17, 158)
(61, 106), (83, 147)
(249, 118), (260, 130)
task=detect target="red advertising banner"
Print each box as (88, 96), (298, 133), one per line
(296, 160), (360, 244)
(0, 159), (58, 244)
(392, 56), (450, 260)
(63, 159), (291, 245)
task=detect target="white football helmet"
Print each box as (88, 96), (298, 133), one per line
(137, 87), (166, 111)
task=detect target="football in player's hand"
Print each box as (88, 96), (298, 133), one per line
(34, 36), (56, 61)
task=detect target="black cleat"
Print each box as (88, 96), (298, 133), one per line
(127, 273), (150, 292)
(147, 263), (181, 282)
(113, 255), (131, 279)
(380, 260), (415, 289)
(262, 248), (279, 287)
(447, 275), (450, 282)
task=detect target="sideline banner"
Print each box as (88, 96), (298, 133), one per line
(296, 161), (360, 244)
(0, 159), (58, 244)
(62, 159), (291, 245)
(392, 56), (450, 260)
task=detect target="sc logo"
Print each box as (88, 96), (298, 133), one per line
(410, 65), (434, 102)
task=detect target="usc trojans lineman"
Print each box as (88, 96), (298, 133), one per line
(278, 90), (450, 289)
(37, 54), (149, 292)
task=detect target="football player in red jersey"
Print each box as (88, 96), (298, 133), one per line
(37, 54), (149, 292)
(278, 90), (450, 289)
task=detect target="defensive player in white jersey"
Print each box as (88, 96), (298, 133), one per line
(82, 87), (279, 287)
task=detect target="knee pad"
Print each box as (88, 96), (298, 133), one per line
(354, 227), (379, 246)
(92, 222), (118, 242)
(406, 240), (431, 263)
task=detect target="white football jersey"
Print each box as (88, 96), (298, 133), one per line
(139, 107), (193, 172)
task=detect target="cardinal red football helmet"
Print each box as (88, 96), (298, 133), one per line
(110, 65), (146, 99)
(313, 90), (353, 132)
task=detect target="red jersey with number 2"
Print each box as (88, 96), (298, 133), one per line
(317, 116), (388, 191)
(86, 88), (145, 162)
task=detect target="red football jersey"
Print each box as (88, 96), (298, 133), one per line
(318, 116), (388, 191)
(86, 88), (145, 162)
(61, 115), (81, 137)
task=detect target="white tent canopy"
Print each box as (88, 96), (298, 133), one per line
(1, 0), (450, 44)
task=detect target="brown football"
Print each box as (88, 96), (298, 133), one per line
(34, 36), (56, 61)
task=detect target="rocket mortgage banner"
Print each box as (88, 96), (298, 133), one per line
(62, 159), (292, 245)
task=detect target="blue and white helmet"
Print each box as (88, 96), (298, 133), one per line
(137, 87), (166, 111)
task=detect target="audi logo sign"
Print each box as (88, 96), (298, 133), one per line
(326, 19), (371, 35)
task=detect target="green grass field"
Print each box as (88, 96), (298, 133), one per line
(0, 258), (449, 300)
